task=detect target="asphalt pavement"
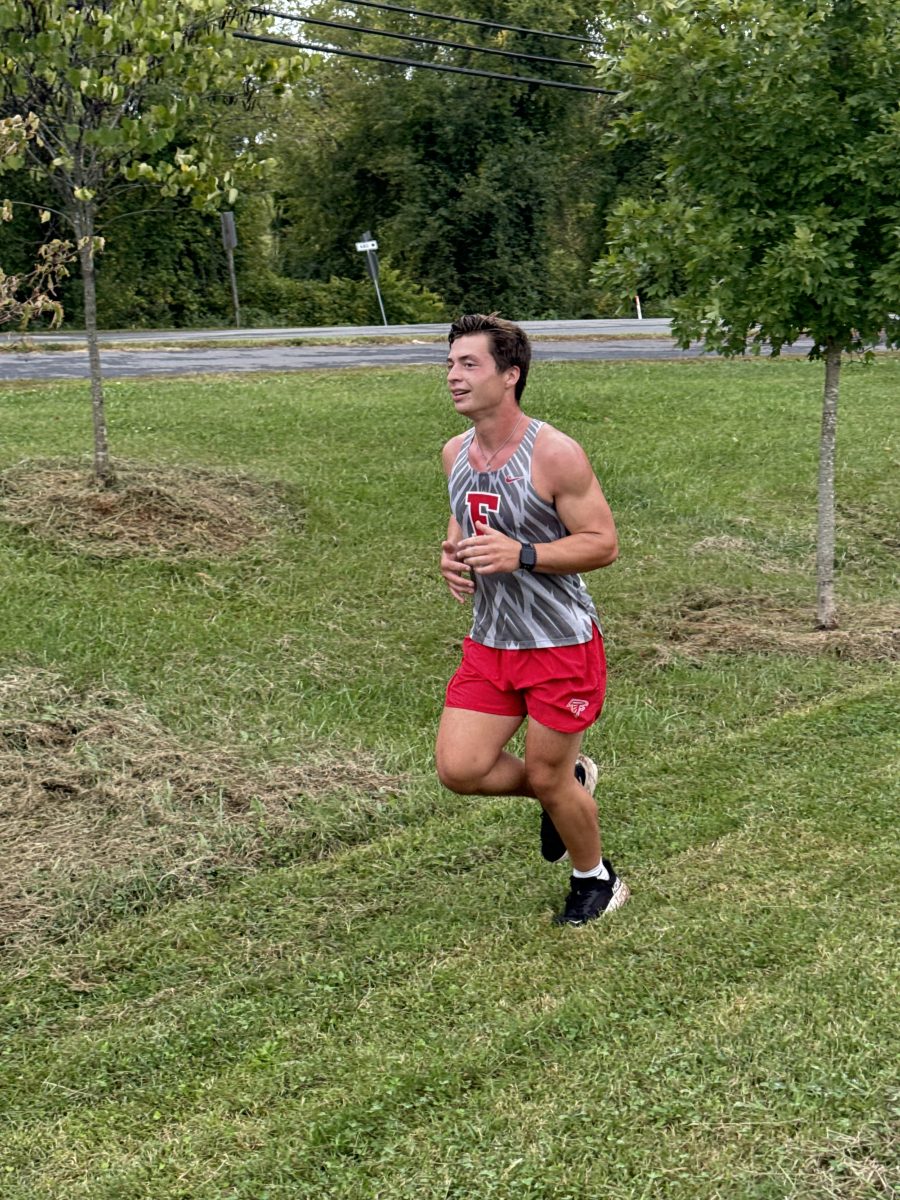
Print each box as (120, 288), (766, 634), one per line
(6, 318), (674, 344)
(0, 319), (816, 381)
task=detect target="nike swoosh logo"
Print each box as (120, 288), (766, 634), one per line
(504, 475), (524, 483)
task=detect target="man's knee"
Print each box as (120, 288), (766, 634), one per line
(435, 749), (484, 794)
(527, 758), (564, 803)
(526, 756), (586, 808)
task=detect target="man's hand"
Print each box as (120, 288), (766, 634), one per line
(456, 522), (522, 575)
(440, 539), (475, 602)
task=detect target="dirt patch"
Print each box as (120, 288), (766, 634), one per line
(0, 669), (405, 956)
(690, 535), (756, 555)
(0, 460), (303, 558)
(838, 501), (900, 553)
(796, 1124), (899, 1198)
(657, 588), (899, 663)
(689, 534), (797, 575)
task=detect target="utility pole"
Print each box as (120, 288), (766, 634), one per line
(221, 211), (241, 328)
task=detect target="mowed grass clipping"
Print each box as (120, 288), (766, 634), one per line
(0, 356), (897, 1199)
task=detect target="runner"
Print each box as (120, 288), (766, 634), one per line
(435, 312), (629, 925)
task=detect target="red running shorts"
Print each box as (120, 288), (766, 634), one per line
(445, 622), (606, 734)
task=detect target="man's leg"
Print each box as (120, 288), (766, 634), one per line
(525, 718), (630, 924)
(435, 706), (531, 797)
(524, 719), (601, 873)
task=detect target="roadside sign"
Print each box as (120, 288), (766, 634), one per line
(355, 229), (387, 326)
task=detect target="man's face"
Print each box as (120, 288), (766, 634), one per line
(446, 333), (517, 417)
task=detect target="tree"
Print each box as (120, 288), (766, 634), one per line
(0, 1), (296, 482)
(0, 113), (74, 329)
(268, 0), (636, 317)
(592, 0), (900, 628)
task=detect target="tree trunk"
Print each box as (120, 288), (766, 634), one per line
(74, 204), (113, 485)
(816, 343), (840, 629)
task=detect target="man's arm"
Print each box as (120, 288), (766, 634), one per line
(530, 426), (618, 573)
(456, 427), (617, 577)
(440, 436), (475, 602)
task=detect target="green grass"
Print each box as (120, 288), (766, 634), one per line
(0, 357), (897, 1198)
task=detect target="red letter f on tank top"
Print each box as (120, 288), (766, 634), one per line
(465, 490), (500, 534)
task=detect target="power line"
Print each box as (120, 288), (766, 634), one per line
(249, 7), (596, 70)
(264, 0), (604, 48)
(233, 29), (616, 93)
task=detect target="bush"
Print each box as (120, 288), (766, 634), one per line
(239, 263), (448, 328)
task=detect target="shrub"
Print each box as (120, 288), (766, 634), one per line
(240, 263), (448, 328)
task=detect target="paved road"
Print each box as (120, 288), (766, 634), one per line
(0, 319), (816, 381)
(7, 318), (674, 345)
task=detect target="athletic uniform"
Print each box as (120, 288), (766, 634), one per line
(445, 419), (607, 733)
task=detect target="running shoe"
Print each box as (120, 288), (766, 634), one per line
(575, 753), (598, 796)
(553, 859), (630, 926)
(539, 754), (599, 864)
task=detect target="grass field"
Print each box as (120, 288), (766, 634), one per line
(1, 356), (897, 1199)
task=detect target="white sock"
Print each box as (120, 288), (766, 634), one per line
(573, 860), (609, 881)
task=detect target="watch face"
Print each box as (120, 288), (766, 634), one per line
(520, 544), (537, 570)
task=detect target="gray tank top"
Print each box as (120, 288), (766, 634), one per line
(448, 418), (601, 650)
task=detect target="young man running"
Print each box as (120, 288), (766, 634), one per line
(435, 313), (629, 926)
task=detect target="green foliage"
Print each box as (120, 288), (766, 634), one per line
(0, 1), (308, 475)
(0, 178), (448, 329)
(0, 115), (73, 328)
(592, 0), (900, 356)
(0, 4), (462, 329)
(267, 1), (654, 319)
(240, 263), (448, 326)
(1, 1), (313, 207)
(0, 2), (307, 315)
(0, 1), (271, 213)
(0, 2), (670, 327)
(75, 195), (233, 329)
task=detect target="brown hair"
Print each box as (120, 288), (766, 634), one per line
(448, 312), (531, 403)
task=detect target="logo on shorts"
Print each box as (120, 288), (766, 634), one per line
(567, 698), (589, 718)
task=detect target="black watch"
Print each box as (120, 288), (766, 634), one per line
(519, 542), (537, 571)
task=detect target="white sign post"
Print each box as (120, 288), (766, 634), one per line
(356, 230), (388, 326)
